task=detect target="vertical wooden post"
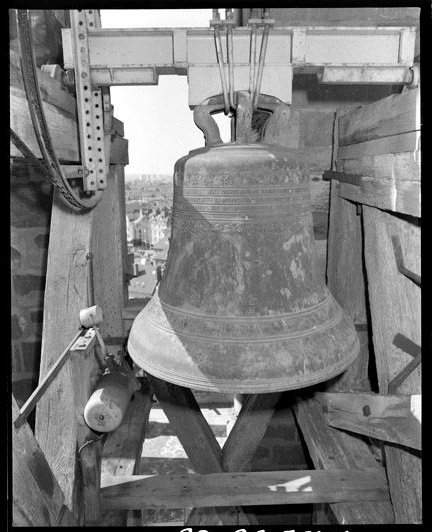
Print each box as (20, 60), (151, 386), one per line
(35, 191), (96, 516)
(362, 205), (421, 523)
(326, 180), (371, 391)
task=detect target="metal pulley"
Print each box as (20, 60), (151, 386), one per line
(127, 95), (359, 393)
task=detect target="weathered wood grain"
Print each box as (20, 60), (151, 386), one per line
(326, 179), (370, 391)
(147, 376), (253, 526)
(317, 392), (421, 450)
(12, 395), (77, 527)
(100, 468), (390, 510)
(34, 190), (97, 515)
(339, 152), (420, 183)
(221, 393), (282, 472)
(337, 131), (420, 160)
(10, 86), (80, 162)
(91, 164), (128, 341)
(363, 205), (421, 523)
(294, 397), (394, 524)
(338, 88), (420, 146)
(100, 385), (152, 525)
(337, 179), (420, 218)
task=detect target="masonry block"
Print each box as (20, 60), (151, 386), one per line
(10, 182), (52, 228)
(272, 441), (308, 468)
(301, 111), (334, 148)
(21, 341), (42, 374)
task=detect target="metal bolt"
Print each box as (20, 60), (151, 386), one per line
(362, 405), (371, 417)
(79, 33), (85, 39)
(81, 72), (88, 78)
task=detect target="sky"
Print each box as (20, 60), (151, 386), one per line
(100, 9), (231, 176)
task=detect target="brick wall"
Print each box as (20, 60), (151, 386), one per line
(249, 393), (313, 525)
(11, 161), (52, 421)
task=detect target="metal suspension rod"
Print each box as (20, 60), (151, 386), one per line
(226, 9), (235, 110)
(252, 22), (270, 109)
(211, 10), (230, 115)
(249, 22), (258, 97)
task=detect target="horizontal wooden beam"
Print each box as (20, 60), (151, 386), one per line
(338, 178), (420, 218)
(101, 468), (389, 510)
(316, 392), (421, 451)
(338, 88), (420, 146)
(337, 130), (420, 160)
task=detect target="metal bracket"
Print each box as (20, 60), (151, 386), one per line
(391, 234), (421, 287)
(322, 169), (362, 186)
(70, 10), (107, 192)
(388, 333), (421, 394)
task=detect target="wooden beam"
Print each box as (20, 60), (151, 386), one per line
(12, 395), (78, 527)
(100, 384), (153, 526)
(338, 179), (420, 218)
(362, 205), (421, 523)
(316, 392), (421, 451)
(14, 329), (95, 429)
(10, 48), (77, 117)
(34, 189), (99, 516)
(326, 179), (371, 391)
(90, 164), (129, 342)
(10, 86), (80, 162)
(337, 131), (419, 160)
(338, 88), (420, 146)
(147, 376), (252, 526)
(221, 393), (282, 472)
(338, 152), (420, 182)
(294, 397), (394, 524)
(100, 468), (390, 510)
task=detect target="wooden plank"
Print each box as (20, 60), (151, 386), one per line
(111, 117), (125, 137)
(10, 48), (77, 117)
(317, 392), (421, 450)
(69, 343), (103, 525)
(339, 152), (420, 183)
(326, 180), (370, 391)
(221, 393), (282, 472)
(12, 395), (78, 526)
(13, 329), (89, 429)
(10, 86), (80, 162)
(91, 164), (129, 342)
(34, 167), (128, 519)
(294, 397), (394, 524)
(337, 131), (420, 160)
(100, 385), (153, 526)
(147, 376), (252, 526)
(110, 135), (129, 165)
(338, 88), (420, 146)
(363, 205), (421, 523)
(34, 189), (98, 516)
(338, 178), (420, 218)
(100, 468), (390, 510)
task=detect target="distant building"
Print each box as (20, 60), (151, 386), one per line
(127, 208), (170, 248)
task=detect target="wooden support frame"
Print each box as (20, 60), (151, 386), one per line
(100, 384), (153, 527)
(101, 468), (389, 510)
(12, 395), (78, 526)
(316, 392), (421, 451)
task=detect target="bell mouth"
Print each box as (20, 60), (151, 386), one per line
(127, 292), (360, 394)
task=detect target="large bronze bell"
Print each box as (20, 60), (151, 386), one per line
(128, 96), (359, 393)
